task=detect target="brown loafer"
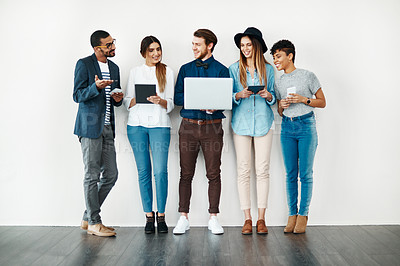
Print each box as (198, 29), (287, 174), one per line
(241, 219), (252, 235)
(80, 220), (88, 230)
(283, 215), (297, 233)
(87, 224), (116, 237)
(293, 215), (308, 234)
(256, 219), (268, 234)
(81, 220), (115, 231)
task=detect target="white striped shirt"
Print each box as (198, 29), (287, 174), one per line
(98, 61), (111, 126)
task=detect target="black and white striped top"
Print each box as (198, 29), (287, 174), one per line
(98, 61), (111, 126)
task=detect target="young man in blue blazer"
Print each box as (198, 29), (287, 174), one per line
(73, 30), (123, 237)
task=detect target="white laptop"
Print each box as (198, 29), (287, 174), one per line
(184, 77), (233, 110)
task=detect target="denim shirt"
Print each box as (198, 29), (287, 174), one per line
(229, 62), (276, 137)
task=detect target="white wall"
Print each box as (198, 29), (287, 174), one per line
(0, 0), (399, 226)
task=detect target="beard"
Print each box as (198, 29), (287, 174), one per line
(101, 48), (115, 58)
(196, 49), (208, 60)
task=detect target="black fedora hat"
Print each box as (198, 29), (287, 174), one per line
(234, 27), (268, 53)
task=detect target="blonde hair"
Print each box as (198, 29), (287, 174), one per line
(239, 36), (269, 88)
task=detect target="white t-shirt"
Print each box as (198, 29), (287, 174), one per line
(98, 61), (111, 125)
(123, 64), (174, 127)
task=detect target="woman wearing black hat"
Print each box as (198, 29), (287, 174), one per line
(229, 27), (276, 235)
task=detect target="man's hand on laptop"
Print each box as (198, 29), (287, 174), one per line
(201, 109), (216, 114)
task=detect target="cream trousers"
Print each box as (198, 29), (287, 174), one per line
(233, 130), (273, 210)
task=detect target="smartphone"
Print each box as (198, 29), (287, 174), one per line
(111, 88), (123, 95)
(248, 85), (264, 94)
(286, 87), (296, 98)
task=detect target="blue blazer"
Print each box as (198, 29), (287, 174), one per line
(73, 53), (122, 139)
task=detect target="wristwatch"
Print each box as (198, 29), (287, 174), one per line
(306, 98), (311, 105)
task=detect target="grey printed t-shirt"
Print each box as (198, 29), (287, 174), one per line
(275, 68), (321, 118)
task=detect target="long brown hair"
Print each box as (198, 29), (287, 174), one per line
(239, 36), (269, 88)
(140, 36), (167, 92)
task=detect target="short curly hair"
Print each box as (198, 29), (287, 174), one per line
(270, 39), (296, 63)
(90, 30), (110, 48)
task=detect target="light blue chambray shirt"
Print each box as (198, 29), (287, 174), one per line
(229, 62), (276, 137)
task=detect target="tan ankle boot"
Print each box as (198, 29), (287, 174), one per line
(293, 215), (308, 234)
(284, 215), (297, 233)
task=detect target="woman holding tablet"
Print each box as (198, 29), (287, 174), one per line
(229, 27), (276, 235)
(124, 36), (174, 234)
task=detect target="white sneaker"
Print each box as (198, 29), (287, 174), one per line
(173, 216), (190, 235)
(208, 216), (224, 235)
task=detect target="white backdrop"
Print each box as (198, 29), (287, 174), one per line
(0, 0), (399, 226)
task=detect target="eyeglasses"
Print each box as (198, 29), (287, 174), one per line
(96, 39), (116, 49)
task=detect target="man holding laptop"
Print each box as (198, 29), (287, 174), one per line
(173, 29), (230, 235)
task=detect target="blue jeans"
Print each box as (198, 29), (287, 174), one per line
(281, 112), (318, 216)
(127, 126), (170, 214)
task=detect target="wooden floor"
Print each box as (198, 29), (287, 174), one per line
(0, 225), (399, 266)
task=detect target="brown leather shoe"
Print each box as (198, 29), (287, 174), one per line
(256, 219), (268, 234)
(87, 224), (116, 237)
(283, 215), (297, 233)
(81, 220), (115, 231)
(103, 224), (115, 231)
(293, 215), (308, 234)
(80, 220), (88, 230)
(241, 219), (252, 235)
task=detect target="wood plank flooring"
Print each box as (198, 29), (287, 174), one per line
(0, 225), (399, 266)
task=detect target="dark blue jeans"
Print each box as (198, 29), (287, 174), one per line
(281, 112), (318, 216)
